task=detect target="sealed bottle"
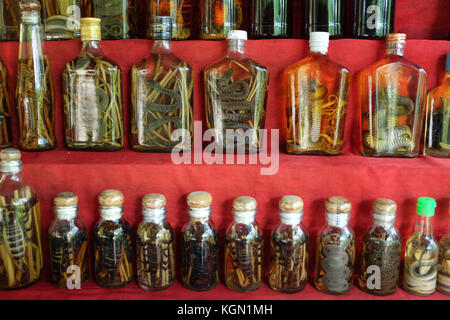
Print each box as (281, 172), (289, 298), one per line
(42, 0), (81, 40)
(0, 58), (12, 148)
(63, 18), (124, 151)
(360, 33), (428, 157)
(204, 30), (269, 154)
(131, 16), (193, 152)
(314, 197), (355, 294)
(136, 194), (175, 291)
(269, 196), (309, 294)
(424, 52), (450, 158)
(92, 0), (136, 39)
(359, 199), (401, 295)
(0, 149), (42, 289)
(284, 32), (350, 155)
(93, 190), (133, 288)
(199, 0), (245, 40)
(181, 191), (219, 291)
(305, 0), (344, 38)
(225, 196), (263, 292)
(48, 192), (89, 289)
(352, 0), (395, 39)
(250, 0), (291, 39)
(0, 0), (21, 41)
(403, 197), (439, 296)
(437, 203), (450, 295)
(16, 1), (56, 151)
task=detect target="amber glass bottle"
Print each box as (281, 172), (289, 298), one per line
(0, 59), (12, 148)
(284, 32), (350, 155)
(92, 0), (136, 39)
(360, 33), (428, 157)
(352, 0), (395, 39)
(250, 0), (291, 39)
(305, 0), (344, 38)
(0, 0), (21, 41)
(437, 204), (450, 295)
(42, 0), (81, 40)
(199, 0), (245, 40)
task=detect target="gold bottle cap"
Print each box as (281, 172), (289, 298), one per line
(143, 193), (166, 210)
(373, 198), (397, 214)
(1, 148), (21, 161)
(326, 196), (352, 214)
(81, 17), (101, 42)
(99, 189), (124, 207)
(280, 195), (304, 213)
(54, 192), (78, 207)
(386, 33), (407, 44)
(187, 191), (212, 209)
(233, 196), (257, 212)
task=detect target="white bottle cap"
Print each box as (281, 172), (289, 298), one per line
(227, 30), (247, 41)
(310, 32), (329, 53)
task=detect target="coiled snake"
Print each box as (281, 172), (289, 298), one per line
(404, 248), (438, 295)
(322, 243), (351, 293)
(95, 0), (129, 38)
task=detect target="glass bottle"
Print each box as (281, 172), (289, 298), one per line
(424, 52), (450, 158)
(0, 0), (21, 41)
(359, 199), (401, 296)
(305, 0), (344, 39)
(250, 0), (291, 39)
(204, 30), (269, 154)
(0, 149), (43, 289)
(92, 0), (136, 40)
(437, 203), (450, 295)
(225, 196), (263, 292)
(136, 194), (175, 291)
(0, 58), (12, 148)
(93, 190), (133, 288)
(48, 192), (89, 289)
(352, 0), (395, 39)
(181, 191), (219, 291)
(131, 16), (193, 153)
(269, 196), (309, 294)
(42, 0), (81, 40)
(314, 196), (355, 295)
(16, 1), (56, 151)
(284, 32), (351, 155)
(360, 33), (428, 158)
(144, 0), (193, 40)
(403, 197), (439, 296)
(63, 18), (124, 151)
(199, 0), (245, 40)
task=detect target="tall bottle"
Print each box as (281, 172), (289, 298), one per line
(16, 1), (56, 151)
(181, 191), (219, 291)
(269, 196), (309, 294)
(199, 0), (245, 40)
(314, 197), (355, 295)
(136, 194), (175, 291)
(305, 0), (344, 38)
(131, 16), (193, 152)
(437, 203), (450, 295)
(403, 197), (439, 296)
(0, 0), (21, 41)
(42, 0), (81, 40)
(0, 58), (12, 148)
(250, 0), (291, 39)
(63, 18), (124, 151)
(92, 0), (136, 39)
(352, 0), (395, 39)
(204, 30), (269, 154)
(359, 199), (401, 296)
(424, 52), (450, 158)
(0, 149), (43, 289)
(284, 32), (351, 155)
(360, 33), (428, 157)
(48, 192), (89, 289)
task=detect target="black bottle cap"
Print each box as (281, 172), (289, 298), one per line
(152, 16), (172, 40)
(447, 52), (450, 73)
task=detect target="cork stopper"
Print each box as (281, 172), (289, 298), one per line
(143, 193), (166, 210)
(54, 192), (78, 207)
(386, 33), (406, 44)
(280, 196), (304, 213)
(1, 149), (21, 162)
(373, 198), (397, 214)
(187, 191), (212, 208)
(232, 196), (257, 212)
(81, 18), (101, 42)
(99, 190), (124, 207)
(326, 196), (351, 213)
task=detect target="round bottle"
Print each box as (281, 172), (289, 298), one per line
(437, 202), (450, 295)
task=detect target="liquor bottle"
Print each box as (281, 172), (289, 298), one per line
(0, 0), (21, 41)
(0, 58), (12, 148)
(305, 0), (344, 39)
(63, 18), (124, 151)
(352, 0), (395, 39)
(360, 33), (428, 158)
(437, 202), (450, 295)
(131, 16), (193, 152)
(204, 30), (269, 154)
(0, 149), (43, 289)
(250, 0), (291, 39)
(92, 0), (137, 39)
(41, 0), (81, 40)
(284, 32), (351, 155)
(199, 0), (245, 40)
(424, 52), (450, 158)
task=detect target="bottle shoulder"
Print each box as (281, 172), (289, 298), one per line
(226, 222), (263, 241)
(49, 218), (87, 239)
(205, 56), (268, 74)
(428, 79), (450, 97)
(272, 224), (309, 243)
(285, 54), (350, 76)
(133, 53), (192, 72)
(95, 218), (131, 235)
(407, 232), (439, 250)
(0, 174), (37, 203)
(365, 225), (402, 242)
(66, 52), (121, 72)
(361, 56), (427, 77)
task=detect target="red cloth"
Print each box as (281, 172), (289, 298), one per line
(0, 38), (449, 300)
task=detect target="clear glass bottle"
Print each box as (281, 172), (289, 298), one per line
(424, 52), (450, 158)
(63, 18), (124, 151)
(250, 0), (291, 39)
(305, 0), (344, 39)
(437, 203), (450, 295)
(360, 33), (428, 158)
(284, 32), (351, 155)
(42, 0), (81, 40)
(136, 194), (175, 291)
(204, 30), (269, 154)
(269, 196), (309, 294)
(359, 199), (401, 296)
(131, 16), (193, 153)
(48, 192), (89, 289)
(352, 0), (395, 39)
(403, 197), (439, 296)
(92, 0), (136, 39)
(0, 0), (21, 41)
(16, 1), (56, 151)
(0, 58), (12, 148)
(181, 191), (219, 291)
(93, 190), (133, 288)
(314, 196), (355, 295)
(225, 196), (263, 293)
(199, 0), (245, 40)
(0, 149), (42, 289)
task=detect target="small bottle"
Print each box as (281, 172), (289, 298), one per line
(359, 199), (401, 296)
(42, 0), (81, 40)
(403, 197), (439, 296)
(136, 194), (175, 291)
(48, 192), (89, 289)
(181, 191), (219, 291)
(0, 148), (43, 289)
(314, 197), (355, 295)
(352, 0), (395, 39)
(225, 196), (263, 292)
(92, 0), (136, 39)
(305, 0), (344, 39)
(437, 202), (450, 295)
(424, 52), (450, 158)
(250, 0), (291, 39)
(0, 0), (21, 41)
(93, 190), (133, 288)
(269, 196), (309, 294)
(0, 58), (12, 148)
(63, 17), (124, 151)
(199, 0), (245, 40)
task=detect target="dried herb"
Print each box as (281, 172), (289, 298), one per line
(200, 0), (244, 40)
(0, 0), (21, 40)
(0, 60), (12, 148)
(437, 242), (450, 295)
(93, 0), (136, 39)
(42, 0), (81, 40)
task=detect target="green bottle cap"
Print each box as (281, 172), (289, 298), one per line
(416, 197), (437, 217)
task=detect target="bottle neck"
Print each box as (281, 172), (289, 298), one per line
(21, 12), (40, 25)
(233, 210), (256, 225)
(227, 39), (246, 59)
(1, 161), (22, 175)
(386, 43), (405, 57)
(326, 212), (350, 228)
(143, 207), (166, 224)
(189, 207), (211, 222)
(81, 40), (103, 56)
(152, 40), (172, 54)
(280, 211), (303, 226)
(100, 206), (123, 221)
(373, 211), (396, 228)
(414, 216), (433, 235)
(55, 206), (78, 220)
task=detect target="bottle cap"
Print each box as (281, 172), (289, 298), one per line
(233, 196), (257, 212)
(373, 198), (397, 215)
(20, 0), (41, 12)
(1, 148), (21, 162)
(326, 196), (351, 214)
(386, 33), (407, 45)
(54, 192), (78, 207)
(152, 16), (172, 40)
(446, 52), (450, 73)
(187, 191), (212, 209)
(99, 190), (124, 207)
(417, 197), (437, 217)
(227, 30), (247, 41)
(279, 196), (304, 213)
(309, 32), (329, 53)
(81, 18), (101, 42)
(142, 193), (166, 210)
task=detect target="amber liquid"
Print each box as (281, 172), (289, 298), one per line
(0, 1), (20, 41)
(200, 0), (245, 40)
(92, 0), (136, 39)
(0, 60), (12, 148)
